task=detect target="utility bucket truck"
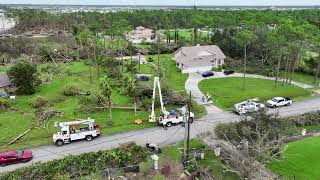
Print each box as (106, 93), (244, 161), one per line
(53, 118), (100, 146)
(149, 77), (194, 127)
(234, 98), (265, 115)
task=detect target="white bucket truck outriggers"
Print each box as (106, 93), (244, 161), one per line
(234, 98), (265, 115)
(149, 77), (194, 127)
(53, 118), (100, 146)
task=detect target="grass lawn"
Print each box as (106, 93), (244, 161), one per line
(199, 77), (311, 108)
(158, 139), (239, 180)
(268, 136), (320, 179)
(139, 54), (188, 91)
(279, 71), (320, 88)
(167, 29), (210, 41)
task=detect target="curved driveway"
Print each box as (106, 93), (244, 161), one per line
(185, 72), (313, 114)
(1, 72), (320, 174)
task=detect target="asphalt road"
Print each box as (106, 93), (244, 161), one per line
(2, 97), (320, 173)
(1, 73), (320, 173)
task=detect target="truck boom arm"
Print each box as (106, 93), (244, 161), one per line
(149, 77), (167, 122)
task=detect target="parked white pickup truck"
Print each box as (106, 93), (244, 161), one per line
(266, 97), (293, 108)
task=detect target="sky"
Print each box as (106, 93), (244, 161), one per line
(0, 0), (319, 6)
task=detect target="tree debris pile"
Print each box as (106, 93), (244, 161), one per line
(214, 110), (292, 178)
(134, 82), (187, 110)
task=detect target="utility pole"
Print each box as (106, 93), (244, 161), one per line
(183, 92), (192, 163)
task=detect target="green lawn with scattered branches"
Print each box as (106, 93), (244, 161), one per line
(199, 77), (311, 109)
(0, 55), (206, 151)
(0, 62), (153, 151)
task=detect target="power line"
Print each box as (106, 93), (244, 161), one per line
(5, 106), (320, 162)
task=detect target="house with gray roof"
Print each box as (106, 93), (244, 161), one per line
(174, 45), (226, 73)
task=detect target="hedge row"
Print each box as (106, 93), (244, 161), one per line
(0, 142), (148, 180)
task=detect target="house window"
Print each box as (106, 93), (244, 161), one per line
(217, 59), (221, 65)
(176, 63), (180, 66)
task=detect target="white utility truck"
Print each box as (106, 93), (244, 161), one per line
(234, 98), (265, 115)
(266, 97), (293, 108)
(149, 77), (194, 127)
(53, 118), (100, 146)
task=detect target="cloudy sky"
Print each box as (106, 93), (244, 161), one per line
(0, 0), (319, 6)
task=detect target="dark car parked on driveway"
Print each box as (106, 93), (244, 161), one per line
(223, 70), (235, 75)
(0, 150), (33, 166)
(202, 71), (214, 77)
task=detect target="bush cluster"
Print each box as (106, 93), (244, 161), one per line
(0, 99), (10, 109)
(31, 96), (48, 108)
(78, 94), (104, 114)
(63, 85), (80, 96)
(0, 142), (148, 180)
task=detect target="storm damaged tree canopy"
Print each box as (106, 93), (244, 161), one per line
(7, 60), (38, 95)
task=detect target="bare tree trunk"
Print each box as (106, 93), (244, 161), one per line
(157, 37), (161, 78)
(86, 50), (93, 83)
(274, 51), (282, 88)
(282, 57), (288, 86)
(242, 45), (247, 90)
(313, 60), (320, 85)
(109, 100), (112, 120)
(194, 28), (197, 45)
(289, 48), (300, 85)
(138, 53), (141, 70)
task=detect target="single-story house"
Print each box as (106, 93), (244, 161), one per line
(126, 26), (155, 44)
(0, 72), (11, 94)
(174, 45), (226, 73)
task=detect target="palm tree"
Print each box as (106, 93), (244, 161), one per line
(100, 76), (113, 121)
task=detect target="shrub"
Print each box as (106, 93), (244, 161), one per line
(288, 111), (320, 127)
(140, 98), (152, 111)
(0, 99), (9, 109)
(147, 56), (154, 62)
(78, 94), (104, 114)
(32, 96), (48, 108)
(212, 64), (228, 72)
(63, 85), (80, 96)
(0, 143), (148, 180)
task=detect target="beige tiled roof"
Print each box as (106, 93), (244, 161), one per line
(127, 26), (154, 39)
(174, 45), (226, 68)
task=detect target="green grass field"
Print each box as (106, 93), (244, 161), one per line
(167, 29), (210, 41)
(279, 71), (320, 88)
(198, 77), (311, 108)
(138, 54), (188, 91)
(268, 137), (320, 179)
